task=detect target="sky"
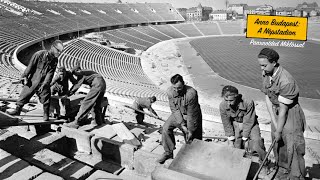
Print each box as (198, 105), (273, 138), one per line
(47, 0), (320, 9)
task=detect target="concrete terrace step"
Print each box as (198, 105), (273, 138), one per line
(0, 130), (95, 179)
(0, 148), (43, 180)
(25, 148), (93, 180)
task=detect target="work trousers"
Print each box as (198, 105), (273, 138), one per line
(271, 104), (306, 179)
(17, 83), (51, 117)
(162, 113), (202, 154)
(132, 101), (144, 124)
(50, 96), (71, 117)
(75, 77), (106, 124)
(233, 122), (267, 162)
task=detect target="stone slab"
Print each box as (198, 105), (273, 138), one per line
(168, 139), (251, 180)
(112, 123), (141, 147)
(152, 166), (201, 180)
(133, 149), (160, 176)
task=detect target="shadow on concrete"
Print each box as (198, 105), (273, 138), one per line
(93, 137), (124, 173)
(0, 156), (29, 179)
(124, 121), (159, 135)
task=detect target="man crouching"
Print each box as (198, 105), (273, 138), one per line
(219, 85), (269, 178)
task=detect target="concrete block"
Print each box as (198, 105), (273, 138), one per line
(151, 166), (201, 180)
(91, 137), (135, 169)
(61, 126), (94, 154)
(118, 169), (152, 180)
(26, 148), (93, 180)
(34, 172), (64, 180)
(133, 149), (159, 176)
(86, 170), (122, 180)
(91, 124), (117, 139)
(112, 123), (141, 147)
(0, 149), (43, 180)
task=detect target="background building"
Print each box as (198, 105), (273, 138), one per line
(227, 4), (247, 19)
(209, 10), (233, 21)
(186, 3), (213, 21)
(244, 5), (274, 18)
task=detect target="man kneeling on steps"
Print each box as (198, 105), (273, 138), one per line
(63, 63), (106, 129)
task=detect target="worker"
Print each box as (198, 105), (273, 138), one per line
(258, 48), (306, 180)
(63, 63), (106, 128)
(7, 40), (64, 121)
(219, 85), (268, 178)
(50, 66), (77, 119)
(132, 96), (159, 125)
(157, 74), (202, 164)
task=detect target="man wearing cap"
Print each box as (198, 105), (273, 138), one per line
(7, 40), (64, 121)
(258, 48), (306, 180)
(63, 63), (106, 128)
(156, 74), (202, 164)
(132, 96), (159, 124)
(219, 85), (268, 178)
(50, 66), (77, 119)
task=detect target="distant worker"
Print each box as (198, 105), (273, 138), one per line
(157, 74), (202, 164)
(50, 66), (77, 119)
(132, 96), (159, 125)
(219, 85), (268, 178)
(64, 63), (106, 128)
(257, 48), (306, 180)
(7, 40), (64, 121)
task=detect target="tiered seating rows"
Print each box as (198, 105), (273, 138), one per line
(107, 29), (154, 48)
(171, 23), (203, 37)
(101, 32), (147, 50)
(217, 21), (243, 35)
(152, 25), (186, 39)
(194, 23), (221, 36)
(120, 28), (161, 44)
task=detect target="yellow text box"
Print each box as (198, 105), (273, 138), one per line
(246, 15), (308, 41)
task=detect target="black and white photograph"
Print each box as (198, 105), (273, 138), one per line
(0, 0), (319, 179)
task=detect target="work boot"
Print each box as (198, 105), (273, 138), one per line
(63, 121), (79, 129)
(7, 105), (23, 116)
(156, 152), (173, 164)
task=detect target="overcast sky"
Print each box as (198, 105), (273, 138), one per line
(50, 0), (319, 9)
